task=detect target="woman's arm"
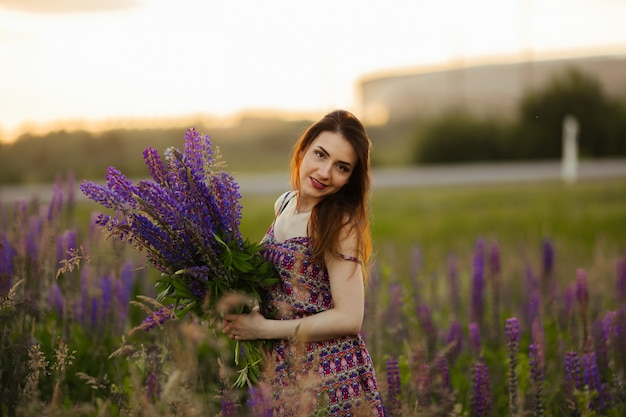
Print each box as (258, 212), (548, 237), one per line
(222, 226), (365, 343)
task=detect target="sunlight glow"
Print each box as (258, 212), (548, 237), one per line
(1, 0), (625, 141)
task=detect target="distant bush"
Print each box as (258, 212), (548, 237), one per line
(413, 111), (515, 164)
(412, 68), (626, 164)
(515, 67), (626, 159)
(0, 118), (310, 185)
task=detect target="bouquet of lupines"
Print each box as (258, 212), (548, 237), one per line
(80, 127), (278, 387)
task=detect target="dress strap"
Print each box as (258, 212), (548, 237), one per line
(278, 191), (295, 215)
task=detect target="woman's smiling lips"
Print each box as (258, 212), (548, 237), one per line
(310, 177), (327, 190)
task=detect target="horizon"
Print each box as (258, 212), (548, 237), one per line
(2, 0), (626, 144)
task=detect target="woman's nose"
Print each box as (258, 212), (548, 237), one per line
(317, 162), (331, 178)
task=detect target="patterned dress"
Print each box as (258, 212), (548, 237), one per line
(260, 223), (385, 417)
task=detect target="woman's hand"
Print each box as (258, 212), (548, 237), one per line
(222, 309), (265, 341)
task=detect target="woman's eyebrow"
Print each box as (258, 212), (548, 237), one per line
(316, 145), (353, 167)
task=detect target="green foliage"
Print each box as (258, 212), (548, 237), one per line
(516, 67), (626, 159)
(413, 111), (514, 164)
(0, 117), (311, 185)
(412, 67), (626, 164)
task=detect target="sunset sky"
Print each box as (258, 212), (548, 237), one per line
(1, 0), (625, 141)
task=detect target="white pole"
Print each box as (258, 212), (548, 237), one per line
(561, 115), (579, 185)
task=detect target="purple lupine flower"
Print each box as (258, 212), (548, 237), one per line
(65, 171), (76, 207)
(409, 245), (422, 296)
(529, 343), (544, 417)
(220, 390), (238, 417)
(47, 180), (63, 221)
(0, 233), (16, 295)
(616, 258), (626, 307)
(100, 274), (114, 323)
(105, 166), (139, 206)
(471, 239), (485, 326)
(448, 254), (461, 317)
(526, 291), (542, 333)
(210, 171), (243, 244)
(416, 362), (431, 407)
(26, 216), (42, 260)
(385, 356), (402, 417)
(140, 306), (174, 331)
(48, 283), (65, 318)
(416, 303), (437, 360)
(182, 127), (212, 181)
(446, 320), (463, 364)
(592, 318), (609, 380)
(434, 355), (452, 394)
(488, 240), (500, 277)
(143, 146), (169, 187)
(564, 351), (582, 405)
(470, 357), (492, 417)
(469, 322), (481, 358)
(56, 229), (78, 267)
(488, 241), (502, 340)
(541, 238), (554, 279)
(144, 343), (162, 402)
(582, 351), (607, 413)
(505, 317), (520, 416)
(576, 269), (590, 349)
(247, 384), (272, 417)
(385, 282), (403, 328)
(525, 264), (539, 294)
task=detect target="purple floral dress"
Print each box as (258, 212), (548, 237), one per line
(260, 223), (385, 417)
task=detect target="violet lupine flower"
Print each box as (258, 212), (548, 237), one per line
(592, 318), (609, 380)
(470, 357), (492, 417)
(220, 390), (238, 417)
(409, 245), (422, 296)
(564, 351), (582, 407)
(448, 254), (461, 318)
(616, 258), (626, 307)
(140, 306), (174, 331)
(47, 180), (64, 221)
(469, 322), (481, 358)
(541, 238), (554, 279)
(471, 239), (485, 326)
(385, 356), (402, 417)
(385, 283), (404, 339)
(144, 344), (163, 402)
(48, 283), (65, 318)
(434, 355), (452, 394)
(416, 303), (437, 360)
(446, 320), (463, 364)
(582, 351), (607, 413)
(505, 317), (520, 416)
(529, 343), (544, 417)
(488, 241), (502, 336)
(0, 233), (16, 295)
(56, 229), (78, 267)
(247, 384), (273, 417)
(576, 269), (590, 348)
(416, 362), (430, 407)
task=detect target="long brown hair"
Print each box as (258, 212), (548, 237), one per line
(289, 110), (373, 273)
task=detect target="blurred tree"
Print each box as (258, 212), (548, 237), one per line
(413, 111), (514, 164)
(514, 67), (626, 159)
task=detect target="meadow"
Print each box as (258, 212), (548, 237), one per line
(1, 175), (625, 416)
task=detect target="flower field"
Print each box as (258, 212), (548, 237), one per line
(1, 174), (625, 416)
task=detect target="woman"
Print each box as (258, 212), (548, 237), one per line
(223, 110), (385, 416)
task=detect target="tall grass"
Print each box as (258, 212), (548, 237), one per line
(1, 177), (625, 416)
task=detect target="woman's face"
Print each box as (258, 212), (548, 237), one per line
(298, 131), (357, 207)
